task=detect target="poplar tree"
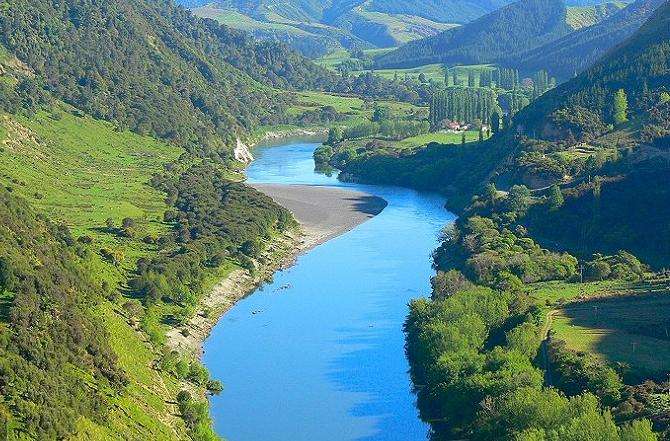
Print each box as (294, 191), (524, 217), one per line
(613, 89), (629, 125)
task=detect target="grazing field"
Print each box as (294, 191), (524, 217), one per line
(352, 63), (497, 86)
(529, 279), (631, 305)
(286, 90), (424, 126)
(0, 107), (193, 439)
(316, 48), (396, 70)
(553, 291), (670, 377)
(355, 10), (457, 43)
(359, 63), (447, 82)
(396, 130), (481, 148)
(194, 8), (312, 34)
(0, 108), (181, 266)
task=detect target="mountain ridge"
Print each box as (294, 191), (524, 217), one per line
(374, 0), (574, 68)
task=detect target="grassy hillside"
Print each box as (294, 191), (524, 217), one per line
(0, 0), (323, 439)
(374, 0), (573, 69)
(566, 1), (626, 28)
(0, 107), (194, 439)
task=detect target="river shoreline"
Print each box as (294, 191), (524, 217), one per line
(166, 136), (385, 358)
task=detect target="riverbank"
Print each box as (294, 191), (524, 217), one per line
(166, 179), (387, 357)
(251, 183), (387, 249)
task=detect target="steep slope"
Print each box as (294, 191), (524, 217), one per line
(511, 0), (670, 266)
(374, 0), (573, 68)
(512, 0), (665, 80)
(514, 0), (670, 135)
(0, 0), (328, 439)
(0, 0), (334, 158)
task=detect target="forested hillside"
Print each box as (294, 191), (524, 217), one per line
(0, 0), (321, 438)
(512, 0), (665, 80)
(0, 188), (126, 439)
(374, 0), (573, 69)
(326, 0), (670, 263)
(0, 0), (343, 159)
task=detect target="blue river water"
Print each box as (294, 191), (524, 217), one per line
(203, 141), (455, 441)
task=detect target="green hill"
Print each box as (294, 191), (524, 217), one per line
(0, 0), (331, 438)
(512, 0), (665, 80)
(325, 0), (670, 264)
(0, 0), (335, 158)
(374, 0), (573, 69)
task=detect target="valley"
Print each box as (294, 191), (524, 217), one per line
(0, 0), (667, 440)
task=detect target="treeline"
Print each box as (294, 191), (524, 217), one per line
(0, 188), (126, 439)
(130, 163), (294, 339)
(327, 120), (430, 144)
(429, 87), (499, 127)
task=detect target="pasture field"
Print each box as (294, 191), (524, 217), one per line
(533, 276), (670, 379)
(286, 90), (424, 126)
(0, 108), (181, 268)
(552, 291), (670, 377)
(354, 10), (457, 43)
(396, 130), (481, 148)
(348, 63), (497, 87)
(316, 48), (395, 69)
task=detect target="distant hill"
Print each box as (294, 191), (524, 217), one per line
(514, 0), (670, 134)
(178, 0), (524, 57)
(374, 0), (574, 68)
(512, 0), (665, 80)
(179, 0), (619, 58)
(565, 1), (627, 29)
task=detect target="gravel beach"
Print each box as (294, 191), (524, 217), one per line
(250, 183), (388, 250)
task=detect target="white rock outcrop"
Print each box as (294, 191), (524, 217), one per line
(234, 138), (254, 163)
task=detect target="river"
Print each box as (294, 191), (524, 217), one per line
(203, 141), (455, 441)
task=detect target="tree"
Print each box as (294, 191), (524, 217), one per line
(619, 419), (658, 441)
(0, 258), (12, 293)
(548, 185), (564, 210)
(507, 185), (532, 213)
(327, 127), (343, 145)
(122, 217), (135, 229)
(613, 89), (628, 126)
(491, 111), (501, 134)
(207, 380), (224, 395)
(372, 105), (391, 122)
